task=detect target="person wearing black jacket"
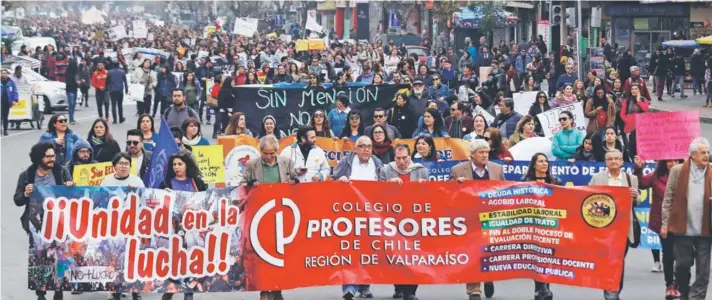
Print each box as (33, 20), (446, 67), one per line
(670, 51), (688, 98)
(78, 59), (91, 107)
(690, 49), (706, 96)
(527, 91), (551, 135)
(65, 59), (79, 124)
(617, 50), (636, 84)
(389, 93), (417, 138)
(217, 76), (236, 138)
(649, 47), (668, 101)
(126, 129), (152, 180)
(14, 142), (74, 300)
(87, 118), (122, 163)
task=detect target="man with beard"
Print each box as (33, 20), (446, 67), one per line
(408, 79), (431, 118)
(14, 142), (74, 300)
(279, 126), (330, 183)
(622, 66), (651, 101)
(65, 139), (96, 176)
(91, 62), (110, 120)
(556, 64), (578, 91)
(126, 129), (152, 180)
(163, 89), (199, 129)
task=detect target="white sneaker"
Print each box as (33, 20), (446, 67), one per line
(652, 261), (662, 272)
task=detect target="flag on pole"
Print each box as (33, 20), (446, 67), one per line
(143, 118), (179, 188)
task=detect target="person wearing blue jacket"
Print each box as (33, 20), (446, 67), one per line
(65, 138), (97, 176)
(328, 95), (351, 138)
(427, 75), (451, 111)
(107, 62), (129, 124)
(552, 110), (585, 161)
(153, 65), (177, 118)
(412, 108), (449, 138)
(467, 40), (478, 65)
(39, 113), (82, 166)
(556, 64), (578, 91)
(1, 69), (19, 136)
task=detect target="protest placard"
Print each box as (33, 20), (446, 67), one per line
(512, 91), (539, 115)
(233, 17), (258, 37)
(193, 145), (225, 183)
(636, 110), (700, 160)
(536, 102), (587, 138)
(295, 40), (309, 52)
(473, 105), (495, 124)
(72, 162), (114, 186)
(107, 25), (128, 41)
(132, 20), (147, 39)
(479, 67), (491, 86)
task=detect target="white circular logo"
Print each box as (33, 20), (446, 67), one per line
(224, 145), (260, 187)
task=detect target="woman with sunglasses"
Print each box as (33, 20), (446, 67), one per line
(551, 110), (584, 161)
(137, 114), (159, 151)
(339, 111), (364, 142)
(411, 134), (440, 163)
(307, 72), (322, 88)
(463, 114), (489, 141)
(309, 109), (334, 138)
(257, 115), (286, 139)
(633, 155), (683, 299)
(181, 117), (210, 147)
(412, 108), (448, 138)
(521, 153), (559, 300)
(39, 113), (81, 166)
(87, 118), (121, 163)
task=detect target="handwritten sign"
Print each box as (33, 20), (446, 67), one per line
(193, 145), (225, 183)
(73, 162), (115, 186)
(636, 110), (700, 160)
(536, 102), (588, 138)
(233, 17), (258, 37)
(132, 20), (148, 39)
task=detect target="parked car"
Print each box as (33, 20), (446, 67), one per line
(1, 66), (82, 114)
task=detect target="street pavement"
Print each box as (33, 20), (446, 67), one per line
(3, 95), (712, 300)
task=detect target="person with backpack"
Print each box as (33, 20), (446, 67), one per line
(163, 88), (199, 129)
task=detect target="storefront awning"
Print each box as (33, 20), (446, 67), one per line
(453, 6), (519, 29)
(662, 40), (699, 48)
(696, 36), (712, 45)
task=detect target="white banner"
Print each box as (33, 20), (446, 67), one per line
(68, 266), (118, 283)
(233, 17), (258, 37)
(536, 102), (588, 138)
(306, 10), (323, 33)
(132, 20), (148, 39)
(107, 25), (128, 41)
(472, 105), (495, 124)
(509, 137), (556, 161)
(512, 91), (541, 116)
(129, 84), (145, 102)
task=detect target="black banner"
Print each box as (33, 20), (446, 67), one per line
(233, 85), (408, 136)
(357, 3), (370, 40)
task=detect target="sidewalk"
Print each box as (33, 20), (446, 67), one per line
(645, 88), (712, 123)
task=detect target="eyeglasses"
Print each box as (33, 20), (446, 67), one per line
(56, 119), (67, 124)
(373, 115), (385, 119)
(357, 144), (373, 149)
(126, 141), (140, 146)
(559, 117), (569, 122)
(373, 131), (385, 135)
(433, 78), (440, 80)
(538, 96), (547, 99)
(116, 162), (131, 167)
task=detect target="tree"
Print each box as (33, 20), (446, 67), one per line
(432, 0), (505, 38)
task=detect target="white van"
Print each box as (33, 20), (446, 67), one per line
(11, 37), (57, 55)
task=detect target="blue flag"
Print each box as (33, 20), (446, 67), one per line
(143, 118), (179, 188)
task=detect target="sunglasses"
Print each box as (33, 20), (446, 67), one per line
(56, 119), (67, 123)
(433, 78), (440, 80)
(538, 96), (547, 99)
(374, 115), (385, 119)
(126, 141), (140, 146)
(559, 117), (569, 122)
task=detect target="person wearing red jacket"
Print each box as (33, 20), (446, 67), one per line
(622, 66), (651, 101)
(91, 62), (110, 120)
(233, 66), (247, 85)
(619, 83), (650, 159)
(210, 75), (222, 138)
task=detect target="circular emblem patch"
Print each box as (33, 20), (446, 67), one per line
(581, 194), (617, 228)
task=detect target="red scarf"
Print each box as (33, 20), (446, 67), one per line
(373, 141), (392, 157)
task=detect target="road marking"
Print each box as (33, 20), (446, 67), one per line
(1, 114), (99, 140)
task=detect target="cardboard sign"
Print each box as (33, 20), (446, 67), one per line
(636, 110), (700, 160)
(192, 145), (225, 184)
(132, 20), (148, 39)
(233, 17), (258, 37)
(536, 102), (588, 138)
(72, 162), (115, 186)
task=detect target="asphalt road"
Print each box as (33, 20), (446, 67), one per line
(3, 99), (712, 300)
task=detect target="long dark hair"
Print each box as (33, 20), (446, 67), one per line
(309, 109), (332, 136)
(488, 128), (506, 158)
(523, 152), (557, 183)
(339, 111), (365, 138)
(182, 71), (196, 86)
(46, 113), (68, 135)
(533, 91), (551, 111)
(88, 118), (115, 142)
(370, 124), (392, 143)
(423, 108), (445, 134)
(220, 76), (234, 94)
(259, 115), (281, 138)
(411, 134), (439, 161)
(137, 114), (155, 133)
(654, 159), (684, 178)
(165, 151), (202, 180)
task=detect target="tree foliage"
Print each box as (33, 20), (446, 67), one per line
(433, 0), (505, 35)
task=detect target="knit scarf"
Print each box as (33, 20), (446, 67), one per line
(182, 135), (202, 147)
(373, 141), (392, 157)
(91, 136), (105, 146)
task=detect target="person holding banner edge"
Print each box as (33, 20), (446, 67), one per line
(522, 152), (560, 300)
(450, 139), (504, 300)
(589, 149), (641, 300)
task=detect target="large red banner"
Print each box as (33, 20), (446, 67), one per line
(241, 180), (631, 291)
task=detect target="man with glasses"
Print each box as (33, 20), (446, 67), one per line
(556, 63), (578, 91)
(450, 139), (504, 300)
(126, 129), (152, 180)
(365, 107), (401, 139)
(243, 135), (298, 300)
(15, 142), (74, 300)
(445, 102), (475, 139)
(65, 138), (97, 176)
(333, 136), (384, 300)
(428, 75), (451, 108)
(589, 149), (641, 300)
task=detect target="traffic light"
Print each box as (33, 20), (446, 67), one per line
(551, 5), (562, 25)
(565, 7), (577, 28)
